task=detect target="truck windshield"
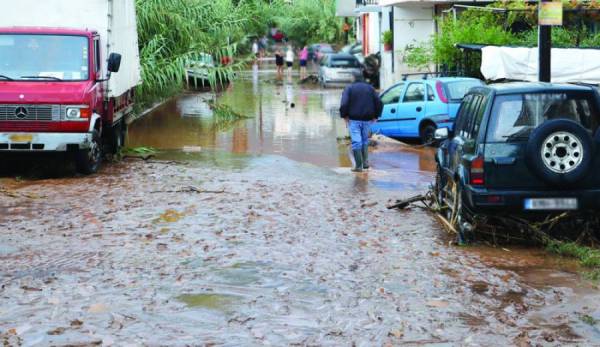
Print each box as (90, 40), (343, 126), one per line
(487, 92), (599, 142)
(0, 34), (89, 81)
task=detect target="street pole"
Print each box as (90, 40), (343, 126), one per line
(538, 0), (552, 82)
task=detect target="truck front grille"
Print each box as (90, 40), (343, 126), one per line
(0, 105), (61, 121)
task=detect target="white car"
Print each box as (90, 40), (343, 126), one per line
(318, 53), (362, 88)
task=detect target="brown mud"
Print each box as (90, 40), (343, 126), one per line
(1, 65), (599, 346)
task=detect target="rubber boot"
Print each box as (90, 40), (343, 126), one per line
(352, 149), (363, 172)
(362, 144), (370, 169)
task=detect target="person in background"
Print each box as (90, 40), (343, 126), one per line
(275, 48), (284, 78)
(252, 40), (259, 61)
(285, 45), (294, 77)
(339, 70), (383, 172)
(299, 45), (309, 80)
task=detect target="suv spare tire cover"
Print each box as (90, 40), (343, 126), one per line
(526, 119), (593, 186)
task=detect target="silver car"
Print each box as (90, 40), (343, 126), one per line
(318, 53), (362, 88)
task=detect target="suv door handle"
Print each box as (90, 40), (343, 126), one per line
(416, 107), (422, 112)
(391, 108), (396, 114)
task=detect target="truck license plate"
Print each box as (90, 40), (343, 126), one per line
(9, 134), (33, 143)
(524, 198), (578, 210)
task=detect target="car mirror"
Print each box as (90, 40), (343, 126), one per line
(434, 127), (449, 140)
(107, 53), (122, 73)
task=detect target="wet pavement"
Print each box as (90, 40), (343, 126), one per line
(1, 66), (600, 346)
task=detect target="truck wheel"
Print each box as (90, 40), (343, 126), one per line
(526, 119), (593, 186)
(76, 130), (102, 175)
(420, 124), (437, 145)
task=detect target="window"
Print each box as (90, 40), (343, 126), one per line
(0, 34), (89, 81)
(94, 38), (100, 76)
(330, 58), (360, 68)
(427, 84), (435, 101)
(444, 80), (483, 101)
(487, 92), (599, 143)
(463, 95), (483, 139)
(454, 94), (473, 137)
(403, 83), (425, 103)
(471, 95), (488, 138)
(381, 83), (404, 105)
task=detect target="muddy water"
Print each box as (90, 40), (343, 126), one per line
(1, 66), (600, 346)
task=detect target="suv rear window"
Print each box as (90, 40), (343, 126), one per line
(487, 92), (599, 142)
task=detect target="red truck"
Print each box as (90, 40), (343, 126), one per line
(0, 0), (141, 174)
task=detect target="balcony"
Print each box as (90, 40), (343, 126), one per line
(356, 0), (379, 6)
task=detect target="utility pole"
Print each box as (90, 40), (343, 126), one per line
(538, 0), (552, 82)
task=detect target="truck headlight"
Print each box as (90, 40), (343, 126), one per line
(66, 108), (81, 119)
(65, 107), (92, 120)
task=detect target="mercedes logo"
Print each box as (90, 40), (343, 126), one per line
(15, 106), (28, 119)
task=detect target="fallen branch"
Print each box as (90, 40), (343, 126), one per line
(387, 194), (427, 210)
(150, 186), (226, 194)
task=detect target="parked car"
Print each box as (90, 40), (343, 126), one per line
(340, 42), (364, 62)
(371, 77), (483, 143)
(318, 53), (362, 88)
(435, 82), (600, 241)
(308, 43), (335, 63)
(0, 0), (141, 174)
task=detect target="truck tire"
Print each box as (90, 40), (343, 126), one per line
(108, 121), (127, 154)
(526, 119), (593, 186)
(76, 130), (102, 175)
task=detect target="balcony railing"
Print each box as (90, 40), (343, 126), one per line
(356, 0), (378, 6)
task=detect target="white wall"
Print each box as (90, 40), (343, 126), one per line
(380, 4), (436, 89)
(367, 12), (381, 55)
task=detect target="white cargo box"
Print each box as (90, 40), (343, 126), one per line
(0, 0), (141, 98)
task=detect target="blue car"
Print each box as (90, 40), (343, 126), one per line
(371, 77), (483, 143)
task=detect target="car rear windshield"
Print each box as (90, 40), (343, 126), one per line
(331, 58), (360, 68)
(445, 80), (482, 101)
(487, 92), (599, 142)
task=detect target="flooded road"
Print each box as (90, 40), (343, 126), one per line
(1, 66), (600, 346)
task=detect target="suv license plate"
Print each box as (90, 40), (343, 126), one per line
(524, 198), (578, 211)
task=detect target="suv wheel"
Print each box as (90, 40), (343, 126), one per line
(449, 182), (471, 245)
(526, 119), (593, 186)
(434, 165), (446, 209)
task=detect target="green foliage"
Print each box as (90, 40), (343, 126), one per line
(403, 41), (433, 71)
(135, 0), (267, 104)
(382, 30), (393, 46)
(404, 0), (600, 73)
(546, 240), (600, 268)
(274, 0), (343, 46)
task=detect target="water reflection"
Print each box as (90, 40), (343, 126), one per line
(128, 67), (436, 182)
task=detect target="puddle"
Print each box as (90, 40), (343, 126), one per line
(176, 293), (241, 310)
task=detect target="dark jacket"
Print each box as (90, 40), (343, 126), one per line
(339, 82), (383, 121)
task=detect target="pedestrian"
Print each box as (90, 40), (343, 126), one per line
(252, 39), (259, 61)
(339, 70), (383, 172)
(299, 45), (309, 80)
(275, 48), (284, 78)
(285, 45), (294, 76)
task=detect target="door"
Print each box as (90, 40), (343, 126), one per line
(373, 83), (404, 136)
(396, 82), (426, 137)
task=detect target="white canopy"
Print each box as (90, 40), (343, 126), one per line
(481, 46), (600, 84)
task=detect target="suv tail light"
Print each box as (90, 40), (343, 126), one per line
(470, 156), (485, 185)
(436, 81), (449, 104)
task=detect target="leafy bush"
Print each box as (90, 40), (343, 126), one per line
(382, 30), (393, 46)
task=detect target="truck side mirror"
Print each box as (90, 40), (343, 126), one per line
(107, 53), (122, 73)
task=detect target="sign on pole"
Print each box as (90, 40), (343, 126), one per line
(539, 1), (563, 26)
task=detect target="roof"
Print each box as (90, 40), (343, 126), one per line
(478, 82), (594, 95)
(0, 27), (94, 36)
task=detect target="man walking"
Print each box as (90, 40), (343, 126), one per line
(339, 71), (383, 172)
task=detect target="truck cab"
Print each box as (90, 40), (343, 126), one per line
(0, 0), (140, 174)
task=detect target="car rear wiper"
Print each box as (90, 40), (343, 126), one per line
(0, 74), (14, 81)
(20, 75), (63, 81)
(503, 128), (532, 141)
